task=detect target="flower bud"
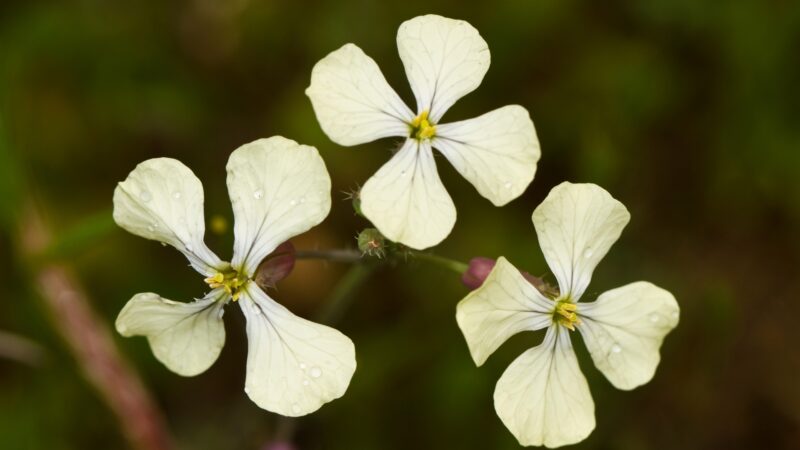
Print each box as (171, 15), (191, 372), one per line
(351, 190), (362, 216)
(461, 257), (496, 289)
(357, 228), (387, 258)
(461, 257), (560, 297)
(254, 241), (296, 289)
(261, 442), (296, 450)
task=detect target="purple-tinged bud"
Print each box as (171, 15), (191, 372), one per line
(522, 272), (560, 297)
(255, 241), (296, 289)
(461, 257), (497, 289)
(461, 257), (561, 298)
(261, 442), (296, 450)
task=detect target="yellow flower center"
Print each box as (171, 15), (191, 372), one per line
(204, 269), (249, 301)
(554, 300), (581, 331)
(410, 110), (436, 140)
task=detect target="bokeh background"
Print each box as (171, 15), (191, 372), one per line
(2, 1), (799, 449)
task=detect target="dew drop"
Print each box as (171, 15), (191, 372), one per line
(400, 170), (407, 177)
(253, 307), (262, 316)
(309, 367), (322, 378)
(504, 181), (512, 189)
(139, 190), (152, 203)
(290, 199), (297, 206)
(186, 244), (193, 252)
(583, 248), (593, 258)
(611, 343), (622, 353)
(253, 190), (263, 200)
(299, 363), (307, 370)
(302, 379), (310, 386)
(172, 191), (182, 200)
(217, 308), (225, 320)
(649, 313), (660, 323)
(291, 403), (301, 414)
(299, 196), (306, 204)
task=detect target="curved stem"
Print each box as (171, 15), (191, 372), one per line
(408, 251), (468, 274)
(273, 261), (376, 444)
(293, 246), (467, 274)
(294, 248), (362, 263)
(316, 262), (377, 324)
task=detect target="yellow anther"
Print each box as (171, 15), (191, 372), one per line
(410, 110), (436, 140)
(205, 273), (224, 284)
(204, 270), (248, 302)
(554, 300), (581, 331)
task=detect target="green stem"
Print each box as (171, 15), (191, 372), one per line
(295, 248), (362, 263)
(408, 251), (468, 274)
(316, 262), (377, 324)
(273, 261), (376, 442)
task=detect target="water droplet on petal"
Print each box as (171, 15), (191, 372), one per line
(504, 181), (512, 189)
(253, 190), (263, 199)
(217, 308), (225, 320)
(400, 170), (406, 177)
(299, 196), (306, 204)
(173, 191), (182, 200)
(309, 367), (322, 378)
(302, 379), (310, 386)
(291, 403), (301, 414)
(583, 248), (593, 258)
(649, 313), (660, 323)
(290, 199), (297, 206)
(611, 343), (622, 353)
(185, 244), (193, 252)
(299, 363), (307, 370)
(253, 307), (261, 316)
(139, 190), (152, 203)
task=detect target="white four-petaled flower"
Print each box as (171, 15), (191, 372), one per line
(113, 136), (356, 417)
(456, 182), (680, 447)
(306, 14), (541, 250)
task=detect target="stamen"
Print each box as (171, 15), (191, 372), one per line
(410, 110), (436, 140)
(553, 300), (581, 331)
(204, 270), (248, 301)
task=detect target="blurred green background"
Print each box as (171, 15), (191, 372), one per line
(2, 0), (799, 449)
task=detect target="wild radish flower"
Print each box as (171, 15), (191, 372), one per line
(306, 14), (540, 250)
(112, 136), (356, 417)
(456, 182), (679, 447)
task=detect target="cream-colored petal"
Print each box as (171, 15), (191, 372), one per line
(306, 43), (414, 146)
(397, 14), (490, 122)
(115, 290), (227, 377)
(578, 281), (679, 390)
(494, 326), (595, 448)
(113, 158), (223, 276)
(435, 105), (540, 206)
(532, 182), (630, 301)
(456, 257), (553, 366)
(239, 284), (356, 417)
(228, 137), (331, 277)
(360, 139), (455, 250)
